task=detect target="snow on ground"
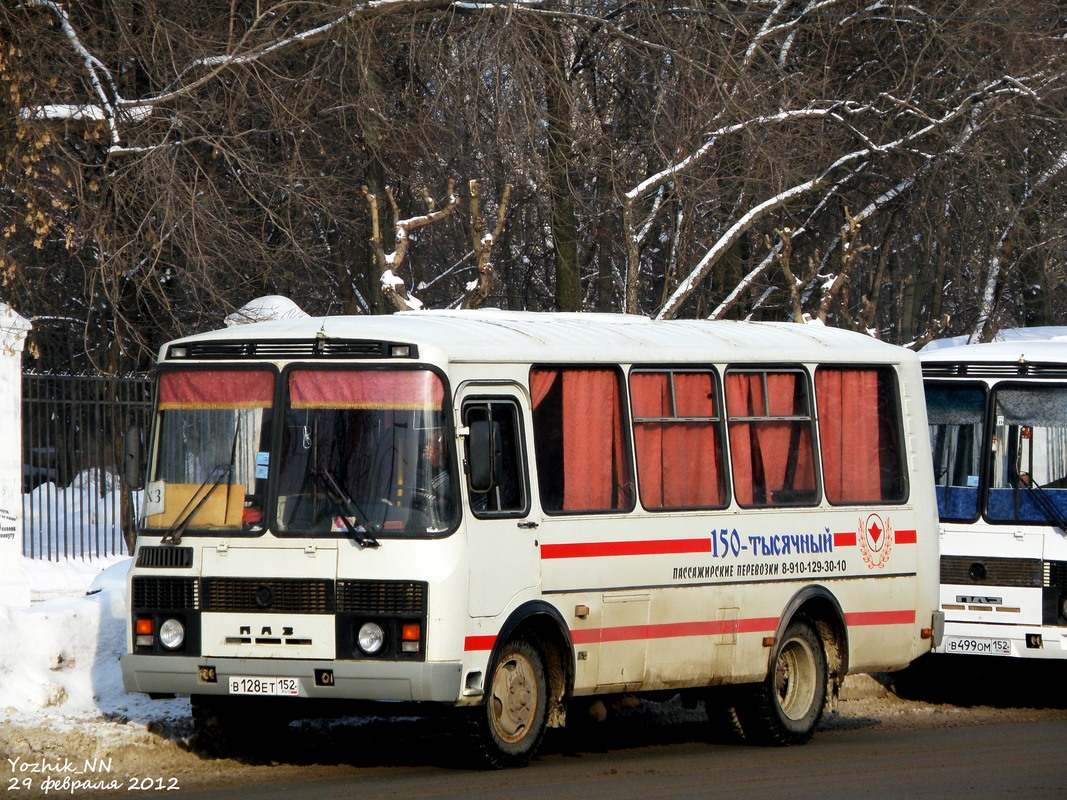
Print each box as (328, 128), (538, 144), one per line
(0, 556), (190, 731)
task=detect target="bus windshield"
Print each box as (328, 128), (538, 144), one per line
(927, 381), (1067, 526)
(275, 367), (457, 537)
(926, 383), (984, 521)
(144, 369), (274, 534)
(987, 384), (1067, 527)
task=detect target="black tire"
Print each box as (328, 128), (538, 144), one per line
(467, 637), (549, 769)
(736, 616), (827, 746)
(704, 687), (747, 744)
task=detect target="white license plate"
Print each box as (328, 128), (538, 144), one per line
(228, 676), (300, 696)
(942, 636), (1011, 656)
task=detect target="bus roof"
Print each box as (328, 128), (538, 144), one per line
(160, 310), (913, 366)
(921, 331), (1067, 368)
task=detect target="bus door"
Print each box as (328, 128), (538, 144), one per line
(458, 385), (540, 618)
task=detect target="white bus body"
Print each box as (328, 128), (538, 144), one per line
(922, 329), (1067, 660)
(122, 311), (940, 766)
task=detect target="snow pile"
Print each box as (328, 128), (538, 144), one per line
(224, 295), (309, 327)
(0, 557), (188, 727)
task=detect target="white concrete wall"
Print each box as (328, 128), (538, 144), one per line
(0, 303), (31, 606)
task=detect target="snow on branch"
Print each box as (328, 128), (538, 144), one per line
(365, 181), (460, 312)
(655, 76), (1036, 320)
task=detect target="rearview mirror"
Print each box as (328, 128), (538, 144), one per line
(123, 425), (144, 490)
(468, 420), (502, 493)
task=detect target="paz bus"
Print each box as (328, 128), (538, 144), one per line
(921, 328), (1067, 661)
(121, 310), (941, 766)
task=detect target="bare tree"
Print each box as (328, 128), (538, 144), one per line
(4, 0), (1067, 374)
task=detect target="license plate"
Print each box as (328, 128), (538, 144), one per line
(942, 636), (1011, 656)
(228, 676), (300, 696)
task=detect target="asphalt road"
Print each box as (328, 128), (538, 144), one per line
(168, 714), (1067, 800)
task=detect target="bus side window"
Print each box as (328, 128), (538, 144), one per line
(726, 369), (818, 507)
(462, 400), (529, 517)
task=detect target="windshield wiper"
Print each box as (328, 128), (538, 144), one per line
(160, 465), (230, 546)
(161, 418), (240, 546)
(1021, 481), (1067, 534)
(313, 468), (381, 548)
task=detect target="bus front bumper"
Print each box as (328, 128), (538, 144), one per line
(121, 654), (463, 703)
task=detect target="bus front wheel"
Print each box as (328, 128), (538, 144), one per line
(737, 616), (827, 746)
(468, 637), (549, 768)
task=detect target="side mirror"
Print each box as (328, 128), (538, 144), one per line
(123, 425), (144, 490)
(468, 420), (502, 493)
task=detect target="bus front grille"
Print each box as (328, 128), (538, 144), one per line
(201, 577), (335, 613)
(132, 576), (199, 610)
(941, 555), (1043, 588)
(337, 580), (427, 615)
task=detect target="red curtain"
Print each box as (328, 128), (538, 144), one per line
(288, 369), (443, 409)
(631, 372), (723, 508)
(531, 367), (628, 511)
(562, 369), (625, 509)
(158, 370), (274, 409)
(726, 372), (814, 506)
(816, 368), (881, 502)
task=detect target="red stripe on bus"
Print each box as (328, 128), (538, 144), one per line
(895, 529), (917, 544)
(571, 617), (780, 645)
(468, 609), (914, 651)
(844, 609), (916, 626)
(540, 538), (712, 560)
(833, 532), (857, 547)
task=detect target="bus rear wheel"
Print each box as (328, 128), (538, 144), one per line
(468, 637), (549, 769)
(736, 616), (827, 746)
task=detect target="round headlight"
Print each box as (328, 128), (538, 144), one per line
(1060, 594), (1067, 621)
(357, 622), (385, 655)
(158, 618), (185, 650)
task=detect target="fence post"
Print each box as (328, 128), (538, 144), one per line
(0, 303), (31, 605)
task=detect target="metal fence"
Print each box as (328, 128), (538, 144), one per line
(22, 372), (153, 561)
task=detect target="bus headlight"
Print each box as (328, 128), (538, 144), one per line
(357, 622), (385, 655)
(158, 618), (185, 650)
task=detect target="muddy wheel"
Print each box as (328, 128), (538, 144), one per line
(468, 637), (549, 768)
(736, 616), (827, 746)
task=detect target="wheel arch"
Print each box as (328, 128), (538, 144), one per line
(488, 600), (575, 728)
(772, 585), (849, 703)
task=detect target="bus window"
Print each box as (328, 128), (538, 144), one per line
(816, 366), (907, 505)
(726, 369), (817, 507)
(146, 369), (274, 533)
(987, 384), (1067, 525)
(530, 366), (634, 513)
(630, 370), (727, 510)
(462, 399), (529, 516)
(275, 367), (457, 536)
(923, 383), (984, 521)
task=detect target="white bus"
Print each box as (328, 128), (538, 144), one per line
(922, 329), (1067, 661)
(121, 310), (941, 766)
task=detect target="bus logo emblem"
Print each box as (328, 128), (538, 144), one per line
(859, 513), (893, 569)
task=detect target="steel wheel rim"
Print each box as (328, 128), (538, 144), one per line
(488, 651), (538, 744)
(775, 636), (817, 721)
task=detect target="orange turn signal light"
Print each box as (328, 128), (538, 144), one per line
(135, 618), (154, 635)
(401, 623), (421, 642)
